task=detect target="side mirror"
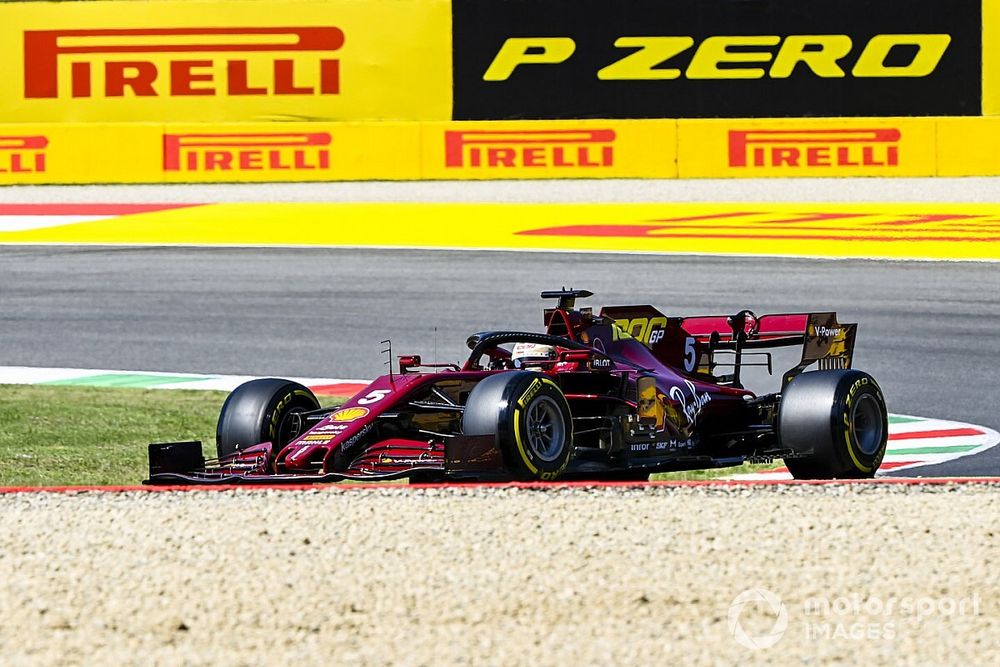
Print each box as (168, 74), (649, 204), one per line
(399, 355), (421, 373)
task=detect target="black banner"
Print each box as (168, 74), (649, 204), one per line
(452, 0), (982, 119)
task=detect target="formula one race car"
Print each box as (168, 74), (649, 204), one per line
(146, 289), (888, 484)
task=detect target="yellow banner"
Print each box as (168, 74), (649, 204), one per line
(0, 0), (451, 123)
(985, 0), (1000, 116)
(936, 117), (1000, 176)
(419, 121), (676, 179)
(0, 124), (156, 184)
(3, 117), (1000, 185)
(0, 122), (422, 184)
(678, 118), (937, 178)
(158, 123), (420, 182)
(5, 202), (1000, 262)
(0, 120), (676, 184)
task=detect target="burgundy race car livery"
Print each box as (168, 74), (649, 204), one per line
(146, 289), (888, 483)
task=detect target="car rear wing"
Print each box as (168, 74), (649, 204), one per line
(680, 312), (856, 388)
(600, 306), (856, 389)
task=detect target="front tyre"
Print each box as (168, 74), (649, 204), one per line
(216, 378), (320, 458)
(463, 372), (573, 481)
(779, 370), (888, 479)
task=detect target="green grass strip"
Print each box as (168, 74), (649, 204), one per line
(887, 444), (980, 456)
(42, 373), (208, 388)
(0, 384), (224, 486)
(888, 415), (925, 425)
(0, 384), (342, 486)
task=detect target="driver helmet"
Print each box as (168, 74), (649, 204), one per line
(511, 342), (557, 367)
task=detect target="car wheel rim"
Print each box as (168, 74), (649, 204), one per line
(852, 394), (884, 456)
(277, 407), (307, 446)
(525, 396), (565, 462)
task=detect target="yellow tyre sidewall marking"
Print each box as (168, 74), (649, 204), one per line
(843, 379), (875, 473)
(268, 389), (315, 441)
(512, 378), (564, 475)
(511, 407), (537, 475)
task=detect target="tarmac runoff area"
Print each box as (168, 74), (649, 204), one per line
(1, 482), (998, 666)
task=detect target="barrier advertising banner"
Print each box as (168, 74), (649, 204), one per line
(0, 120), (677, 184)
(420, 121), (676, 179)
(452, 0), (982, 119)
(984, 0), (1000, 115)
(2, 117), (1000, 185)
(677, 119), (937, 178)
(936, 117), (1000, 175)
(0, 0), (452, 123)
(0, 123), (427, 184)
(0, 125), (155, 184)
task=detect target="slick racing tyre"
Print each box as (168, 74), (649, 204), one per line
(216, 378), (320, 458)
(463, 372), (573, 481)
(779, 370), (888, 479)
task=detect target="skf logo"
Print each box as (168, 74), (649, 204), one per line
(0, 136), (47, 173)
(23, 27), (343, 99)
(163, 133), (331, 172)
(445, 130), (614, 168)
(728, 129), (900, 168)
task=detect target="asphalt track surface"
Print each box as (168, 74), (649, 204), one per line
(2, 241), (998, 477)
(3, 177), (1000, 476)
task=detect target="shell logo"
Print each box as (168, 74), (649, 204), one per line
(330, 407), (370, 422)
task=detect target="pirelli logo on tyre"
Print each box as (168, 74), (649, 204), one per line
(0, 135), (47, 174)
(445, 129), (615, 170)
(163, 132), (332, 173)
(0, 0), (453, 122)
(451, 0), (983, 119)
(728, 129), (901, 169)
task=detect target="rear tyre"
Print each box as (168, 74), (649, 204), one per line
(463, 372), (573, 481)
(779, 370), (888, 479)
(216, 378), (320, 458)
